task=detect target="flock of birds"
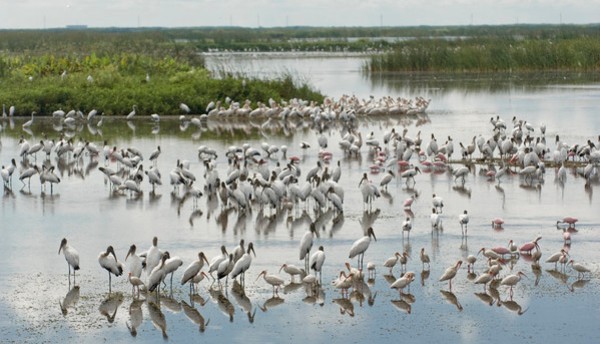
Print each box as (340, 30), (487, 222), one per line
(1, 97), (598, 335)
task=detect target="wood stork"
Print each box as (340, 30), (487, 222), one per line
(98, 246), (124, 293)
(402, 217), (412, 239)
(148, 254), (169, 294)
(310, 246), (326, 283)
(181, 252), (210, 294)
(59, 238), (80, 284)
(149, 146), (161, 165)
(401, 166), (420, 185)
(299, 224), (316, 271)
(217, 254), (234, 286)
(162, 251), (183, 290)
(256, 270), (285, 295)
(379, 170), (395, 191)
(459, 210), (469, 236)
(230, 242), (256, 287)
(431, 208), (442, 230)
(208, 246), (228, 279)
(232, 239), (245, 263)
(348, 227), (376, 270)
(432, 193), (444, 213)
(144, 236), (162, 277)
(125, 244), (143, 278)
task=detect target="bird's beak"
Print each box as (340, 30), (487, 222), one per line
(126, 248), (132, 261)
(255, 272), (263, 282)
(202, 254), (209, 265)
(279, 265), (285, 273)
(251, 246), (256, 257)
(58, 243), (63, 255)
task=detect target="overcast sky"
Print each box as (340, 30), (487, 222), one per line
(0, 0), (598, 29)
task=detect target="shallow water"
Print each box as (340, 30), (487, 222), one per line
(1, 56), (600, 343)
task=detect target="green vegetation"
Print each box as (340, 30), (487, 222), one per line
(0, 29), (323, 116)
(366, 36), (600, 73)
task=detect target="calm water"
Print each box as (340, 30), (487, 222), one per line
(0, 54), (599, 343)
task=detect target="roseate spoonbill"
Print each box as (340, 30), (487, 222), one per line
(391, 272), (416, 294)
(459, 210), (469, 236)
(491, 218), (504, 229)
(98, 246), (124, 293)
(256, 270), (285, 295)
(568, 260), (591, 278)
(348, 227), (376, 269)
(557, 217), (578, 230)
(519, 236), (541, 254)
(59, 238), (80, 283)
(420, 248), (430, 270)
(403, 194), (416, 209)
(439, 260), (462, 290)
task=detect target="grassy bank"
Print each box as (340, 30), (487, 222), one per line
(0, 29), (323, 116)
(366, 36), (600, 73)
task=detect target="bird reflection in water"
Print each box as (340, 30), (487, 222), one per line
(390, 299), (411, 314)
(161, 295), (182, 314)
(99, 292), (123, 323)
(147, 300), (168, 339)
(501, 297), (528, 315)
(546, 269), (569, 285)
(283, 282), (304, 295)
(126, 299), (144, 337)
(260, 295), (285, 312)
(440, 290), (463, 311)
(569, 278), (590, 292)
(420, 269), (430, 287)
(231, 281), (255, 323)
(333, 298), (354, 317)
(474, 292), (495, 306)
(59, 285), (80, 316)
(181, 300), (209, 333)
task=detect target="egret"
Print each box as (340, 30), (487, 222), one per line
(180, 103), (191, 114)
(127, 105), (137, 120)
(348, 227), (376, 270)
(230, 242), (256, 287)
(59, 238), (80, 284)
(98, 246), (124, 293)
(22, 111), (35, 128)
(256, 270), (285, 295)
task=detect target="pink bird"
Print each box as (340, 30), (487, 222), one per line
(519, 236), (542, 255)
(491, 218), (504, 230)
(562, 230), (571, 244)
(403, 195), (416, 209)
(558, 217), (578, 230)
(491, 245), (511, 257)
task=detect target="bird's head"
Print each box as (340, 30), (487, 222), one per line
(59, 238), (67, 254)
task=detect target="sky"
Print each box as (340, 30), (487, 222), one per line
(0, 0), (599, 29)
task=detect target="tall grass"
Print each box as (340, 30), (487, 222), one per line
(366, 37), (600, 72)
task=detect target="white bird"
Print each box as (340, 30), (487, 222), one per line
(148, 254), (169, 293)
(402, 217), (412, 239)
(150, 113), (160, 122)
(232, 239), (246, 263)
(181, 252), (209, 293)
(217, 254), (234, 286)
(22, 111), (35, 128)
(310, 246), (326, 283)
(390, 271), (416, 294)
(59, 238), (80, 283)
(568, 260), (591, 278)
(256, 270), (285, 295)
(474, 271), (496, 291)
(420, 248), (430, 270)
(125, 244), (144, 278)
(279, 264), (304, 282)
(383, 252), (401, 273)
(439, 260), (462, 290)
(500, 271), (526, 295)
(299, 224), (316, 271)
(149, 146), (161, 164)
(144, 236), (162, 276)
(379, 170), (395, 191)
(98, 246), (124, 293)
(432, 193), (444, 213)
(230, 242), (256, 286)
(162, 251), (183, 289)
(459, 210), (469, 236)
(208, 245), (228, 279)
(180, 103), (191, 114)
(430, 208), (442, 230)
(401, 166), (421, 185)
(348, 227), (377, 269)
(126, 105), (137, 120)
(128, 272), (145, 298)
